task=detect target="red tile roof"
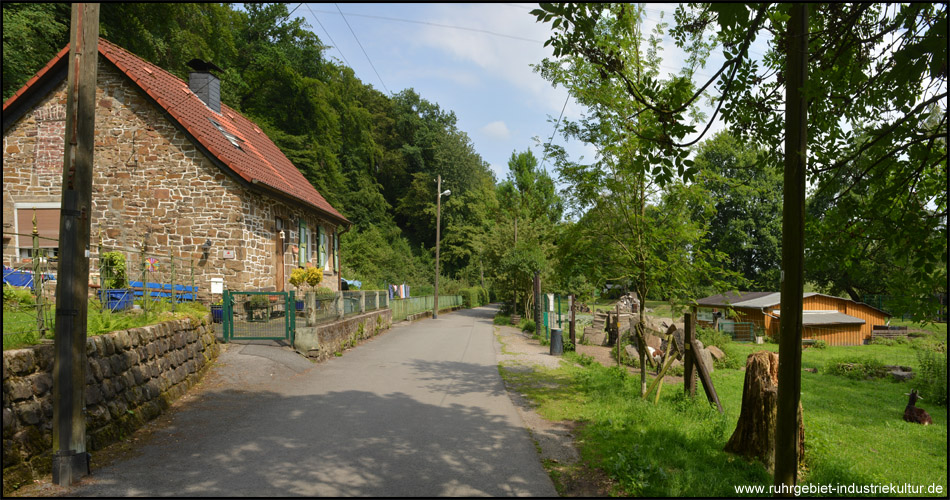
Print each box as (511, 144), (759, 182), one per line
(3, 38), (348, 225)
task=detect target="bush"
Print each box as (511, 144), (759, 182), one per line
(3, 284), (34, 308)
(100, 251), (128, 289)
(696, 326), (731, 351)
(824, 356), (890, 379)
(871, 336), (910, 346)
(813, 339), (828, 349)
(521, 319), (536, 334)
(460, 287), (482, 308)
(916, 348), (948, 406)
(289, 267), (307, 290)
(493, 314), (511, 325)
(248, 294), (270, 308)
(478, 286), (490, 305)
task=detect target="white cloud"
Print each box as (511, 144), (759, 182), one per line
(410, 4), (565, 114)
(480, 120), (511, 140)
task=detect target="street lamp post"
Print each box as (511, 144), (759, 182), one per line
(434, 175), (450, 319)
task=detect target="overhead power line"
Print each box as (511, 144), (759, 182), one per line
(303, 3), (354, 69)
(539, 93), (571, 171)
(306, 7), (543, 43)
(335, 3), (391, 95)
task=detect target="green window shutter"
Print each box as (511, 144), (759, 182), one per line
(298, 220), (307, 266)
(334, 229), (339, 272)
(318, 225), (326, 268)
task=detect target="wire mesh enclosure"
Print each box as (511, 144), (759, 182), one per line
(223, 290), (294, 342)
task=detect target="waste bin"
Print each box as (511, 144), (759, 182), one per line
(550, 327), (563, 356)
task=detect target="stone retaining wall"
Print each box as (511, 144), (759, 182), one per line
(2, 316), (218, 494)
(294, 309), (393, 362)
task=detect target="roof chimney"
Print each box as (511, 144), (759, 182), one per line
(186, 59), (223, 113)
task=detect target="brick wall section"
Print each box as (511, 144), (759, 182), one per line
(1, 317), (218, 494)
(3, 58), (340, 297)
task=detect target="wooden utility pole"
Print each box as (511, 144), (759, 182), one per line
(569, 293), (576, 348)
(774, 3), (808, 494)
(534, 271), (541, 338)
(52, 3), (99, 486)
(434, 174), (442, 319)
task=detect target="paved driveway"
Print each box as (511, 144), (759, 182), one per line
(65, 305), (557, 496)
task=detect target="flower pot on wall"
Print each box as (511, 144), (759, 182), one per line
(211, 304), (223, 323)
(99, 289), (133, 312)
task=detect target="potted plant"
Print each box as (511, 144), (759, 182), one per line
(246, 294), (271, 322)
(290, 265), (324, 312)
(290, 268), (306, 311)
(99, 251), (132, 312)
(210, 299), (223, 323)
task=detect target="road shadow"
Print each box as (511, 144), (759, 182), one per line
(64, 387), (550, 496)
(405, 358), (509, 399)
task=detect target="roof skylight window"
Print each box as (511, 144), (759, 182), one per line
(209, 118), (244, 150)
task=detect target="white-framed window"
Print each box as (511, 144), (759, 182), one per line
(318, 225), (327, 270)
(15, 203), (60, 260)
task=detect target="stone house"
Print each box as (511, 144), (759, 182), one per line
(2, 38), (350, 299)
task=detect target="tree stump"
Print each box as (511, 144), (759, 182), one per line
(724, 351), (804, 471)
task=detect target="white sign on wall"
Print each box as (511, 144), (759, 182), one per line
(210, 278), (223, 295)
(223, 249), (235, 259)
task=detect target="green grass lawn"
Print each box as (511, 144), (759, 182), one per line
(501, 332), (948, 496)
(3, 300), (209, 350)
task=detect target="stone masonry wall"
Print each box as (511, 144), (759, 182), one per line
(2, 317), (218, 494)
(2, 57), (340, 298)
(295, 308), (393, 363)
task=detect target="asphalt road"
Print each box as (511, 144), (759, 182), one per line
(66, 304), (557, 496)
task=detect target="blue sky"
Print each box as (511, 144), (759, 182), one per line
(290, 3), (740, 183)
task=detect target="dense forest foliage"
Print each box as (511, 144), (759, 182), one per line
(4, 3), (945, 320)
(3, 3), (503, 295)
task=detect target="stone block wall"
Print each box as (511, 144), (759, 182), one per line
(3, 56), (341, 297)
(294, 309), (393, 363)
(2, 316), (218, 494)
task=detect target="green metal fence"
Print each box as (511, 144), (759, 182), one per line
(390, 295), (463, 321)
(222, 290), (294, 343)
(718, 321), (756, 342)
(3, 226), (197, 344)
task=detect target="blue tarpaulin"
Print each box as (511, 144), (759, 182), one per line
(3, 267), (54, 290)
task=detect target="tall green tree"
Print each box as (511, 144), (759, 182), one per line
(3, 3), (71, 100)
(488, 149), (561, 316)
(692, 131), (782, 291)
(535, 4), (730, 393)
(533, 0), (947, 487)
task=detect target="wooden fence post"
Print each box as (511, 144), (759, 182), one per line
(691, 338), (723, 414)
(685, 309), (697, 397)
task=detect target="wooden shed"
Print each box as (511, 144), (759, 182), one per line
(695, 291), (891, 346)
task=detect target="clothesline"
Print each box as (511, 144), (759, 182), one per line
(387, 283), (410, 300)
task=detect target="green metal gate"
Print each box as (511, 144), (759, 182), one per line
(222, 289), (295, 343)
